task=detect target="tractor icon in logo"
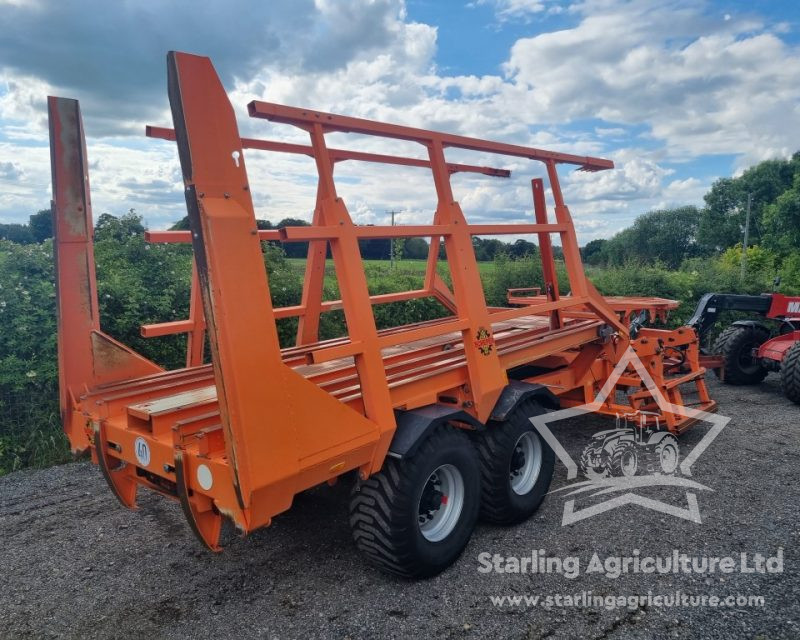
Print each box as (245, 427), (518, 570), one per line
(579, 411), (680, 480)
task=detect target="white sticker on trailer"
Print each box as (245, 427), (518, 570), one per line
(134, 437), (151, 467)
(196, 464), (213, 491)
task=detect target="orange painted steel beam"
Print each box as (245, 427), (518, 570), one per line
(49, 96), (100, 447)
(488, 296), (592, 323)
(506, 292), (678, 324)
(145, 222), (568, 244)
(295, 188), (328, 345)
(49, 96), (162, 456)
(425, 137), (508, 421)
(273, 289), (432, 320)
(303, 117), (397, 470)
(141, 319), (194, 338)
(532, 178), (562, 329)
(278, 222), (567, 241)
(166, 52), (383, 535)
(146, 125), (512, 177)
(544, 160), (629, 338)
(145, 229), (281, 243)
(185, 261), (206, 367)
(309, 317), (471, 365)
(248, 101), (615, 172)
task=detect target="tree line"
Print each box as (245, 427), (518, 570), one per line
(170, 215), (541, 261)
(582, 153), (800, 269)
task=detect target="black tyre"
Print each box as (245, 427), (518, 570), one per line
(781, 341), (800, 404)
(713, 324), (769, 385)
(349, 426), (480, 578)
(609, 440), (638, 477)
(474, 400), (555, 525)
(645, 433), (679, 474)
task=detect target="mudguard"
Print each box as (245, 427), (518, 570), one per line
(646, 430), (676, 447)
(731, 320), (770, 333)
(387, 405), (484, 459)
(488, 380), (560, 422)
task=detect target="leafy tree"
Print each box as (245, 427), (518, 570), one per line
(391, 238), (405, 264)
(581, 238), (607, 265)
(170, 216), (191, 230)
(508, 239), (537, 259)
(0, 209), (53, 245)
(0, 239), (66, 472)
(762, 172), (800, 254)
(276, 217), (310, 258)
(95, 210), (146, 242)
(358, 236), (391, 260)
(0, 223), (34, 244)
(93, 212), (192, 369)
(471, 237), (506, 261)
(602, 206), (701, 269)
(698, 154), (800, 252)
(28, 209), (53, 242)
(402, 237), (428, 260)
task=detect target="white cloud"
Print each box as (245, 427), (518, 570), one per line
(0, 161), (22, 181)
(504, 2), (800, 166)
(475, 0), (566, 22)
(661, 176), (706, 205)
(566, 154), (670, 203)
(0, 0), (798, 246)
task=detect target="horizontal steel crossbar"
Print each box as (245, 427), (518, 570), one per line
(247, 101), (614, 172)
(146, 125), (511, 177)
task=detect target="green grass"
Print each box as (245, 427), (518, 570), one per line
(285, 257), (497, 288)
(285, 257), (498, 273)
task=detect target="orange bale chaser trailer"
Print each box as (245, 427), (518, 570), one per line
(49, 52), (715, 577)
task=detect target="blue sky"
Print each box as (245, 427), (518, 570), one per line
(1, 0), (799, 243)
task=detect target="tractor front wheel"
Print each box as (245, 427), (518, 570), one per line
(349, 425), (480, 578)
(713, 325), (769, 385)
(781, 341), (800, 404)
(579, 444), (610, 481)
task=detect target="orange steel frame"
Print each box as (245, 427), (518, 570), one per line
(49, 51), (715, 551)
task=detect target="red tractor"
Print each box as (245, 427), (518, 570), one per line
(688, 292), (800, 403)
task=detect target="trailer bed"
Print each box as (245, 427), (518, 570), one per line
(84, 313), (604, 443)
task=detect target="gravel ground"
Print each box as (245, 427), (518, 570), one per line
(1, 376), (798, 640)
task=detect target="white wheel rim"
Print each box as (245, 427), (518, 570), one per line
(510, 431), (543, 495)
(418, 464), (465, 542)
(660, 443), (678, 473)
(621, 450), (637, 476)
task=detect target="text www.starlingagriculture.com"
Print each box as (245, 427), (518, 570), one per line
(489, 592), (765, 610)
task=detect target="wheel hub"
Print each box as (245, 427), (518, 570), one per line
(510, 447), (525, 476)
(621, 450), (637, 476)
(509, 432), (543, 496)
(419, 485), (446, 515)
(417, 464), (464, 542)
